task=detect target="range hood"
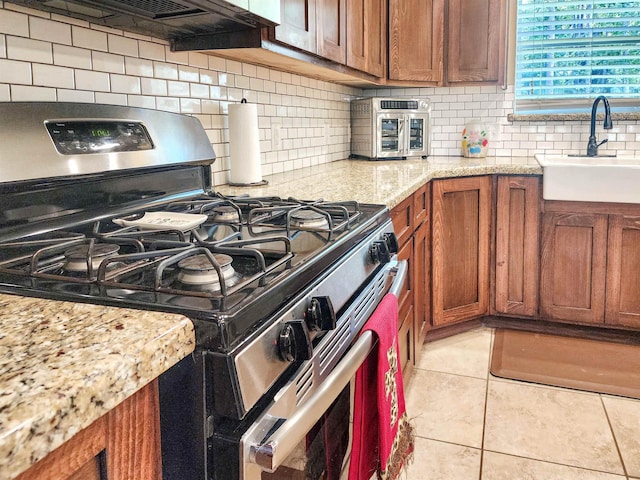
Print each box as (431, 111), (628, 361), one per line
(6, 0), (279, 43)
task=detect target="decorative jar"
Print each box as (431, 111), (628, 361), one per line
(461, 121), (489, 158)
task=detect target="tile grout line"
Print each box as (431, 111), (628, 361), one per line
(478, 328), (495, 479)
(599, 394), (630, 478)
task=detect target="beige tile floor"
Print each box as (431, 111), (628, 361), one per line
(402, 328), (640, 480)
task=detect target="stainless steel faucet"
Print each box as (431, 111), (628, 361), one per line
(586, 95), (613, 157)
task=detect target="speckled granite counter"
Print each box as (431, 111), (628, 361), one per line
(216, 156), (542, 207)
(0, 293), (194, 480)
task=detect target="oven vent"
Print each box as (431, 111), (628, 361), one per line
(317, 318), (352, 375)
(294, 362), (314, 405)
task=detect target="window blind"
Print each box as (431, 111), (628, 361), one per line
(515, 0), (640, 113)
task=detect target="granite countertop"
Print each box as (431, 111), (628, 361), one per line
(0, 293), (195, 480)
(216, 156), (542, 208)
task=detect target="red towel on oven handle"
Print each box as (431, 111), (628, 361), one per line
(348, 293), (414, 480)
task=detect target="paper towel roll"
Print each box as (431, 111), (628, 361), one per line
(228, 100), (264, 185)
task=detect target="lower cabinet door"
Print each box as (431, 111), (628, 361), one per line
(606, 215), (640, 328)
(540, 212), (608, 324)
(431, 176), (491, 326)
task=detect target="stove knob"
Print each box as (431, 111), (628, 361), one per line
(383, 232), (399, 255)
(306, 296), (337, 332)
(278, 320), (313, 363)
(370, 240), (391, 264)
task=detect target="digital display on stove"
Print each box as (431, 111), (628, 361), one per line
(45, 120), (154, 155)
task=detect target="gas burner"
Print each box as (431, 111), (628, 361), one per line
(177, 253), (241, 291)
(211, 205), (241, 223)
(64, 243), (120, 272)
(289, 210), (330, 229)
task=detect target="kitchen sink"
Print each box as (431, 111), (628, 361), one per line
(535, 153), (640, 203)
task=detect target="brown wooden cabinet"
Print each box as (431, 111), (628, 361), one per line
(446, 0), (507, 84)
(606, 215), (640, 328)
(15, 380), (162, 480)
(274, 0), (347, 63)
(495, 176), (540, 317)
(274, 0), (386, 77)
(346, 0), (387, 76)
(432, 176), (491, 326)
(275, 0), (318, 54)
(540, 211), (608, 324)
(391, 183), (430, 379)
(388, 0), (444, 82)
(388, 0), (506, 85)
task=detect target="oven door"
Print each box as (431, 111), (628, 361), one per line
(240, 260), (407, 480)
(376, 114), (405, 158)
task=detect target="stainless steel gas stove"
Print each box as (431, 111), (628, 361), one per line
(0, 102), (404, 480)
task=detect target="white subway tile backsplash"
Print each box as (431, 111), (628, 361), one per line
(0, 58), (30, 83)
(127, 95), (156, 109)
(167, 80), (189, 97)
(6, 35), (51, 63)
(75, 69), (110, 92)
(0, 34), (5, 58)
(0, 8), (28, 36)
(154, 61), (178, 80)
(11, 84), (55, 101)
(92, 51), (124, 74)
(190, 83), (209, 99)
(57, 89), (94, 103)
(138, 40), (164, 61)
(53, 44), (91, 69)
(110, 74), (141, 94)
(178, 64), (199, 82)
(125, 57), (153, 77)
(33, 63), (74, 88)
(156, 96), (180, 112)
(0, 83), (9, 100)
(30, 17), (71, 45)
(95, 92), (127, 105)
(108, 34), (138, 57)
(199, 70), (217, 85)
(188, 52), (208, 69)
(165, 49), (188, 65)
(179, 98), (201, 113)
(140, 77), (167, 96)
(72, 26), (107, 51)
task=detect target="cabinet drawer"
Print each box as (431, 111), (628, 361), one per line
(391, 194), (414, 247)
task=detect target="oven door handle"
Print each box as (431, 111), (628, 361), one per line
(388, 258), (407, 299)
(249, 259), (407, 473)
(250, 330), (376, 472)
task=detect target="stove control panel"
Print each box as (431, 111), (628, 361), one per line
(45, 120), (154, 155)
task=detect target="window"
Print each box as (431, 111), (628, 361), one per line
(515, 1), (640, 113)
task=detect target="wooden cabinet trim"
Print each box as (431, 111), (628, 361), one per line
(495, 176), (540, 316)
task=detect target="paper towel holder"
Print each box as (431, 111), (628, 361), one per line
(228, 98), (269, 187)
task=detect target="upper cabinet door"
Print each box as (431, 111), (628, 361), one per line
(388, 0), (444, 82)
(346, 0), (387, 77)
(275, 0), (318, 54)
(317, 0), (346, 63)
(446, 0), (506, 84)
